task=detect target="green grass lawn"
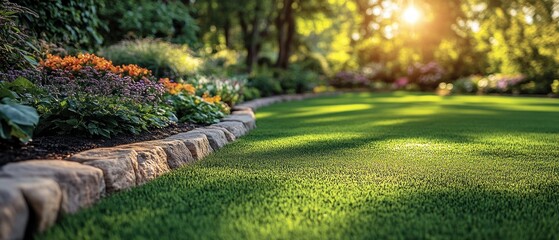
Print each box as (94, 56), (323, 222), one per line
(40, 92), (559, 239)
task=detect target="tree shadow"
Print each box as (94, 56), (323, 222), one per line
(333, 184), (559, 239)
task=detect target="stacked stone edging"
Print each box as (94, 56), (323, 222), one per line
(0, 92), (333, 240)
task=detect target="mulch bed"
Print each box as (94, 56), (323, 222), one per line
(0, 123), (199, 167)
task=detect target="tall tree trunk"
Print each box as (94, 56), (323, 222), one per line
(239, 2), (262, 73)
(275, 0), (295, 69)
(224, 19), (231, 48)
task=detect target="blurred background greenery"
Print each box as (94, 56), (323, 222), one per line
(3, 0), (559, 95)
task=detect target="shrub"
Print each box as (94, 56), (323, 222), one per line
(407, 62), (445, 91)
(100, 39), (201, 79)
(551, 80), (559, 96)
(0, 54), (175, 138)
(0, 1), (39, 71)
(17, 0), (105, 50)
(452, 76), (479, 94)
(189, 75), (245, 106)
(277, 66), (322, 94)
(160, 78), (225, 124)
(247, 70), (283, 97)
(199, 49), (243, 77)
(99, 0), (198, 46)
(329, 72), (369, 89)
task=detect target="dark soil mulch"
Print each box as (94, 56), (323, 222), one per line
(0, 123), (199, 167)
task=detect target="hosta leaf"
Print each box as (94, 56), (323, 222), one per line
(0, 99), (39, 126)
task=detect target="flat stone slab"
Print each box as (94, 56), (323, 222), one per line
(0, 182), (28, 240)
(70, 148), (138, 193)
(166, 132), (212, 160)
(1, 160), (105, 214)
(222, 114), (256, 130)
(231, 109), (255, 119)
(0, 178), (62, 236)
(188, 128), (229, 151)
(113, 145), (170, 185)
(212, 121), (248, 138)
(206, 126), (236, 142)
(129, 140), (194, 169)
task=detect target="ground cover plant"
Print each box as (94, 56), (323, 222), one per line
(39, 93), (559, 239)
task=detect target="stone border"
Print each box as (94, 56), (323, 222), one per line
(0, 93), (334, 240)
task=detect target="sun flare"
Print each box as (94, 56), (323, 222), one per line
(402, 5), (421, 24)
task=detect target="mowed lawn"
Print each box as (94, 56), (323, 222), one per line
(40, 93), (559, 239)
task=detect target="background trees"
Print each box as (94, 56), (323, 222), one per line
(7, 0), (559, 93)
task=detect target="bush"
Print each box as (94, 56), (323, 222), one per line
(189, 75), (245, 106)
(452, 76), (479, 94)
(17, 0), (105, 50)
(159, 78), (225, 124)
(0, 1), (39, 71)
(277, 65), (322, 94)
(247, 70), (283, 97)
(100, 39), (201, 79)
(199, 49), (243, 77)
(407, 62), (445, 91)
(329, 72), (369, 89)
(551, 80), (559, 96)
(0, 54), (175, 138)
(99, 0), (198, 46)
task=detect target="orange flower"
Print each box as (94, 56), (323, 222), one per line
(159, 78), (196, 95)
(40, 53), (152, 79)
(202, 92), (221, 104)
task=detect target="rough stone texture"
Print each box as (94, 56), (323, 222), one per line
(189, 128), (229, 151)
(0, 178), (62, 235)
(206, 126), (236, 142)
(1, 160), (105, 214)
(0, 182), (28, 240)
(70, 148), (138, 193)
(129, 140), (194, 169)
(231, 109), (255, 119)
(232, 106), (253, 112)
(166, 132), (212, 160)
(212, 121), (248, 138)
(222, 114), (256, 130)
(113, 145), (170, 185)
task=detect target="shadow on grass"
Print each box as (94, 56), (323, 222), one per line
(335, 184), (559, 239)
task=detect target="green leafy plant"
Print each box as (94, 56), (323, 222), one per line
(34, 94), (175, 138)
(166, 93), (224, 124)
(100, 39), (202, 79)
(17, 0), (106, 51)
(0, 1), (39, 71)
(99, 0), (198, 46)
(248, 69), (283, 97)
(0, 98), (39, 143)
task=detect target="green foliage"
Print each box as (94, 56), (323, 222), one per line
(242, 87), (261, 101)
(0, 1), (39, 71)
(247, 70), (283, 97)
(0, 97), (39, 143)
(166, 93), (224, 124)
(199, 49), (243, 76)
(277, 65), (322, 94)
(100, 39), (201, 79)
(100, 0), (198, 46)
(17, 0), (105, 51)
(552, 80), (559, 96)
(39, 93), (559, 239)
(34, 94), (174, 138)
